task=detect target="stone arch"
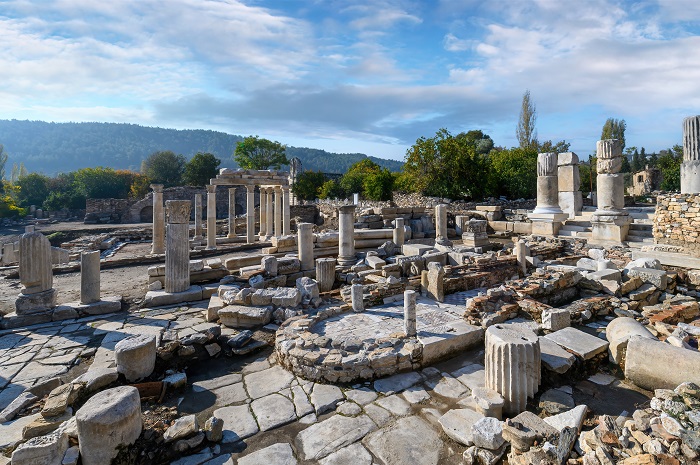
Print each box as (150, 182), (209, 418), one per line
(139, 206), (153, 223)
(236, 203), (245, 215)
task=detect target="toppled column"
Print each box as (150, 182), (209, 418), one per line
(514, 239), (529, 275)
(283, 187), (291, 236)
(351, 283), (363, 312)
(435, 204), (451, 248)
(393, 217), (405, 247)
(557, 152), (582, 218)
(404, 290), (417, 337)
(338, 205), (356, 266)
(228, 187), (236, 238)
(259, 187), (268, 238)
(150, 184), (165, 254)
(426, 262), (444, 302)
(606, 317), (657, 369)
(682, 115), (700, 193)
(206, 184), (217, 249)
(625, 335), (700, 390)
(485, 325), (541, 416)
(17, 232), (56, 312)
(298, 223), (314, 271)
(591, 139), (631, 244)
(316, 258), (336, 292)
(274, 186), (282, 238)
(165, 200), (191, 293)
(80, 251), (101, 304)
(462, 219), (489, 248)
(194, 193), (203, 240)
(529, 153), (568, 236)
(246, 186), (255, 243)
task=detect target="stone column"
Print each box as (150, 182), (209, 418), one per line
(17, 231), (56, 312)
(193, 194), (203, 240)
(246, 186), (256, 244)
(403, 290), (417, 337)
(228, 188), (236, 238)
(338, 205), (356, 266)
(515, 239), (529, 275)
(266, 187), (274, 239)
(591, 139), (631, 244)
(298, 223), (314, 271)
(351, 283), (363, 312)
(393, 217), (405, 247)
(274, 186), (282, 238)
(682, 116), (700, 194)
(528, 153), (568, 236)
(259, 187), (268, 238)
(150, 184), (165, 254)
(426, 262), (444, 302)
(282, 187), (291, 236)
(316, 258), (336, 292)
(557, 152), (582, 218)
(165, 200), (191, 293)
(80, 250), (101, 304)
(485, 325), (541, 416)
(206, 185), (217, 249)
(435, 204), (450, 244)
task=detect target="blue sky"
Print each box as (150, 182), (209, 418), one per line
(1, 0), (700, 161)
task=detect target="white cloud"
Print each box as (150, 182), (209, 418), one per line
(444, 33), (471, 52)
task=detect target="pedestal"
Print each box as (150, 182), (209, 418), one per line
(338, 205), (356, 266)
(528, 212), (568, 236)
(316, 258), (336, 293)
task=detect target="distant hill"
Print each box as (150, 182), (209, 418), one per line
(0, 120), (404, 175)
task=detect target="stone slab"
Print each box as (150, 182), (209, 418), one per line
(213, 405), (259, 443)
(418, 320), (484, 365)
(539, 336), (576, 374)
(251, 394), (297, 431)
(143, 286), (203, 307)
(244, 366), (295, 400)
(319, 442), (373, 465)
(295, 414), (376, 461)
(373, 372), (422, 396)
(310, 384), (344, 415)
(438, 408), (484, 446)
(544, 327), (609, 360)
(238, 443), (297, 465)
(365, 416), (442, 465)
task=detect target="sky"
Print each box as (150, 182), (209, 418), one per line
(1, 0), (700, 162)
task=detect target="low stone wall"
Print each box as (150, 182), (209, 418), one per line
(653, 194), (700, 255)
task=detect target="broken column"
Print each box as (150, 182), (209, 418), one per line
(80, 251), (100, 304)
(590, 139), (631, 244)
(193, 193), (203, 241)
(514, 239), (529, 275)
(283, 186), (291, 236)
(259, 187), (268, 239)
(351, 283), (363, 312)
(462, 219), (489, 248)
(529, 152), (568, 236)
(557, 152), (582, 218)
(274, 186), (282, 237)
(228, 187), (236, 238)
(316, 258), (336, 292)
(150, 184), (165, 254)
(298, 223), (314, 271)
(606, 317), (657, 369)
(485, 325), (541, 416)
(681, 115), (700, 193)
(165, 200), (191, 293)
(435, 204), (451, 248)
(426, 262), (444, 302)
(16, 232), (56, 312)
(338, 205), (356, 266)
(404, 290), (417, 337)
(393, 217), (405, 247)
(625, 335), (700, 390)
(246, 185), (255, 243)
(115, 334), (156, 381)
(206, 184), (217, 249)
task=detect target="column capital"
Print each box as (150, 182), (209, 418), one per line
(274, 185), (282, 193)
(166, 200), (191, 224)
(246, 185), (255, 193)
(150, 184), (164, 193)
(206, 184), (217, 194)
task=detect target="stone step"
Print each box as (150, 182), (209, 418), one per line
(563, 220), (592, 228)
(557, 230), (577, 237)
(626, 236), (654, 243)
(560, 225), (588, 232)
(629, 223), (652, 231)
(577, 231), (592, 239)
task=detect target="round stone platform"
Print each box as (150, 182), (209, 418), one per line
(276, 291), (485, 383)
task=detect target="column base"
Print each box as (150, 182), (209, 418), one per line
(589, 213), (632, 245)
(337, 255), (357, 267)
(528, 212), (568, 237)
(681, 160), (700, 194)
(16, 288), (57, 315)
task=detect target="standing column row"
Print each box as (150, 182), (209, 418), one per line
(206, 184), (217, 250)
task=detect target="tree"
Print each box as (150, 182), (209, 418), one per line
(363, 168), (394, 201)
(73, 167), (134, 199)
(648, 152), (658, 168)
(233, 136), (289, 170)
(292, 171), (326, 201)
(488, 147), (538, 199)
(319, 179), (344, 199)
(516, 90), (538, 149)
(631, 149), (642, 172)
(340, 159), (381, 197)
(0, 144), (7, 180)
(658, 145), (682, 191)
(142, 151), (186, 187)
(16, 173), (50, 207)
(43, 172), (85, 211)
(537, 140), (570, 154)
(183, 152), (221, 186)
(601, 118), (627, 150)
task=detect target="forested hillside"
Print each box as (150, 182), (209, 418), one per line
(0, 120), (403, 175)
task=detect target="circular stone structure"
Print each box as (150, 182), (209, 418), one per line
(115, 334), (157, 382)
(276, 291), (484, 383)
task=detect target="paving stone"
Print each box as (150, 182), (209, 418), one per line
(365, 416), (442, 465)
(295, 414), (376, 460)
(401, 385), (431, 404)
(539, 336), (576, 374)
(13, 361), (69, 383)
(450, 364), (485, 391)
(192, 373), (243, 392)
(251, 394), (297, 431)
(336, 401), (362, 416)
(424, 374), (470, 399)
(311, 383), (344, 415)
(0, 413), (40, 449)
(345, 387), (378, 406)
(438, 408), (484, 446)
(375, 395), (411, 416)
(238, 443), (297, 465)
(213, 405), (259, 443)
(363, 403), (393, 428)
(544, 327), (609, 360)
(11, 430), (69, 465)
(291, 385), (314, 418)
(319, 442), (373, 465)
(373, 371), (422, 395)
(0, 391), (38, 422)
(539, 388), (576, 414)
(244, 366), (295, 399)
(211, 382), (249, 407)
(74, 367), (119, 392)
(170, 449), (214, 465)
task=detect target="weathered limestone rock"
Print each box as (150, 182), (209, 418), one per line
(239, 443), (297, 465)
(404, 290), (417, 337)
(75, 386), (142, 465)
(115, 334), (156, 382)
(11, 431), (69, 465)
(316, 258), (336, 293)
(298, 223), (314, 271)
(164, 415), (198, 442)
(681, 115), (700, 194)
(338, 205), (356, 266)
(485, 325), (541, 416)
(204, 416), (223, 442)
(17, 232), (56, 313)
(219, 305), (272, 328)
(471, 387), (505, 419)
(438, 408), (485, 446)
(351, 283), (364, 312)
(151, 184), (165, 254)
(606, 317), (657, 368)
(591, 139), (631, 244)
(165, 200), (191, 293)
(541, 308), (570, 331)
(625, 336), (700, 390)
(472, 416), (505, 450)
(80, 251), (101, 304)
(262, 256), (278, 277)
(426, 262), (445, 302)
(529, 152), (568, 236)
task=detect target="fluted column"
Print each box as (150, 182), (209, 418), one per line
(337, 205), (356, 266)
(246, 185), (256, 244)
(298, 223), (314, 271)
(266, 187), (274, 238)
(80, 250), (100, 304)
(150, 184), (164, 254)
(193, 193), (203, 240)
(316, 258), (336, 292)
(227, 188), (237, 238)
(485, 325), (540, 416)
(274, 186), (282, 238)
(206, 184), (217, 249)
(591, 139), (631, 244)
(528, 152), (567, 236)
(259, 187), (268, 238)
(165, 200), (191, 293)
(17, 231), (56, 312)
(282, 186), (291, 236)
(682, 115), (700, 194)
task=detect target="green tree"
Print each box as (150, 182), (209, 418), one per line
(658, 145), (682, 191)
(601, 118), (627, 150)
(516, 90), (538, 149)
(73, 167), (134, 199)
(233, 136), (289, 170)
(292, 171), (326, 201)
(631, 149), (642, 172)
(183, 152), (221, 186)
(0, 144), (7, 180)
(648, 152), (658, 168)
(318, 179), (344, 199)
(142, 151), (186, 187)
(0, 182), (24, 218)
(43, 172), (86, 211)
(537, 140), (570, 154)
(16, 173), (50, 207)
(363, 168), (394, 201)
(488, 147), (538, 199)
(339, 159), (382, 197)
